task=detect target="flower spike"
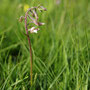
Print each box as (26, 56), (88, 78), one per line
(19, 5), (46, 85)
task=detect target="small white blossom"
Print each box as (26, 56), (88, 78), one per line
(28, 27), (39, 33)
(38, 22), (45, 25)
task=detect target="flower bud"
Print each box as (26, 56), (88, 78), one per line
(19, 16), (24, 22)
(38, 22), (45, 26)
(40, 6), (47, 11)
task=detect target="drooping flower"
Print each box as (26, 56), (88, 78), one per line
(28, 15), (45, 26)
(37, 6), (47, 12)
(40, 6), (47, 11)
(19, 16), (24, 22)
(28, 27), (39, 33)
(32, 10), (38, 20)
(37, 22), (45, 26)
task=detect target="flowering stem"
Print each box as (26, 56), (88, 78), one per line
(19, 6), (46, 86)
(25, 12), (33, 85)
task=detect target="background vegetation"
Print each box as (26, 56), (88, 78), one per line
(0, 0), (90, 89)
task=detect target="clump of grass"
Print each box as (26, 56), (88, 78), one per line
(19, 5), (46, 85)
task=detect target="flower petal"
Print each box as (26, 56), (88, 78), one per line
(38, 22), (45, 26)
(32, 10), (38, 20)
(40, 6), (47, 11)
(28, 27), (40, 33)
(33, 30), (37, 33)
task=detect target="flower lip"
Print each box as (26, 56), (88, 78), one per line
(28, 27), (40, 33)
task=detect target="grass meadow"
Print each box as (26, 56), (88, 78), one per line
(0, 0), (90, 90)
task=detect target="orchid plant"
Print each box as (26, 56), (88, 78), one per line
(19, 5), (46, 85)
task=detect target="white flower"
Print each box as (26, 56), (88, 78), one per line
(28, 27), (39, 33)
(38, 22), (45, 26)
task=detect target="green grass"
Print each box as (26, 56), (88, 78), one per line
(0, 0), (90, 89)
